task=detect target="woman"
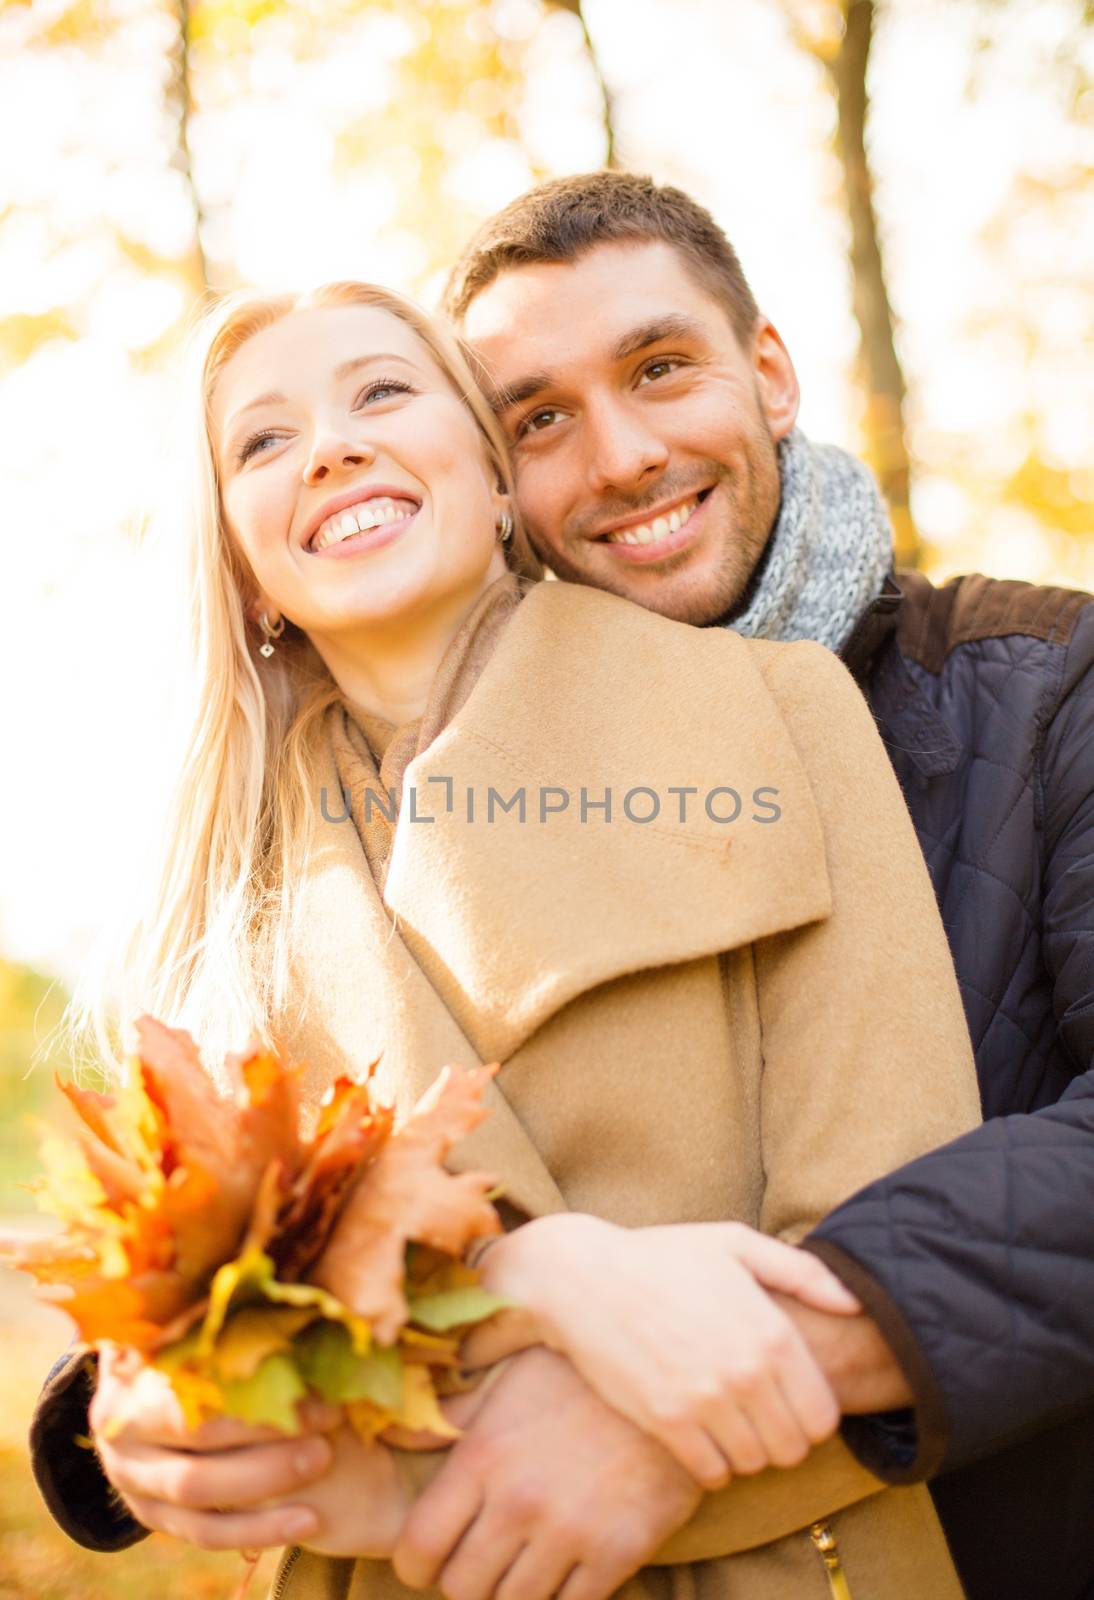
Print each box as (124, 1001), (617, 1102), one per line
(40, 280), (980, 1598)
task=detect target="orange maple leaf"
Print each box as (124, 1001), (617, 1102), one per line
(312, 1064), (501, 1343)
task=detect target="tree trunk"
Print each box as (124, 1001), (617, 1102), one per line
(545, 0), (618, 166)
(826, 0), (918, 567)
(166, 0), (210, 298)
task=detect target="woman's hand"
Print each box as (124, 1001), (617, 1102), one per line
(461, 1217), (860, 1490)
(260, 1419), (414, 1558)
(261, 1366), (511, 1557)
(89, 1340), (339, 1552)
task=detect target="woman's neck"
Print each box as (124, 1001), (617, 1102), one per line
(317, 565), (509, 727)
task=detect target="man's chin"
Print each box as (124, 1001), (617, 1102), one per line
(539, 546), (749, 628)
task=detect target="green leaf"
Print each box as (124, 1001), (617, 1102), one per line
(294, 1319), (404, 1409)
(213, 1304), (318, 1381)
(407, 1287), (511, 1332)
(221, 1351), (307, 1433)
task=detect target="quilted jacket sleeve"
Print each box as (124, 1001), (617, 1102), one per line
(806, 610), (1094, 1481)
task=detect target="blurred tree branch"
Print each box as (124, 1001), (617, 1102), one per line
(167, 0), (210, 297)
(544, 0), (617, 166)
(786, 0), (918, 567)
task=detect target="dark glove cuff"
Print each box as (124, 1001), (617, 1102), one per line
(29, 1345), (150, 1552)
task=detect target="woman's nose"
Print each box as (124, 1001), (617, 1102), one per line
(302, 429), (375, 484)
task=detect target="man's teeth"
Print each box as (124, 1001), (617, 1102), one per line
(311, 499), (417, 552)
(603, 497), (699, 546)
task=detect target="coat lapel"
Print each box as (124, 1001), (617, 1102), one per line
(383, 582), (833, 1063)
(276, 733), (568, 1222)
(281, 582), (832, 1221)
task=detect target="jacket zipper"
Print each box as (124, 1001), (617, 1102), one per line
(271, 1544), (303, 1600)
(810, 1522), (853, 1600)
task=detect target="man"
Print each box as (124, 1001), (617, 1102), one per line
(33, 174), (1094, 1600)
(402, 171), (1094, 1600)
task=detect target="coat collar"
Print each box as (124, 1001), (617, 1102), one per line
(285, 581), (833, 1217)
(839, 572), (902, 684)
(855, 573), (962, 780)
(383, 582), (832, 1058)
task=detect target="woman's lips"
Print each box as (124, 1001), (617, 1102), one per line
(308, 510), (419, 560)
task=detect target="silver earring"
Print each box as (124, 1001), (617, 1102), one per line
(258, 610), (285, 657)
(497, 510), (513, 544)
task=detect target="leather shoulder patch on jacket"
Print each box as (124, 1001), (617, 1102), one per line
(895, 570), (1092, 674)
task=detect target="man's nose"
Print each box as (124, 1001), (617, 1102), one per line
(302, 425), (375, 485)
(583, 400), (669, 495)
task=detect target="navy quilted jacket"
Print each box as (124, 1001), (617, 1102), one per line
(811, 570), (1094, 1600)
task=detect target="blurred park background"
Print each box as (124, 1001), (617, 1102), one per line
(0, 0), (1091, 1592)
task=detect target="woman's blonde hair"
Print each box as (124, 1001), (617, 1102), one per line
(59, 280), (542, 1083)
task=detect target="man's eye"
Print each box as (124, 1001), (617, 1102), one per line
(637, 358), (681, 385)
(518, 407), (565, 438)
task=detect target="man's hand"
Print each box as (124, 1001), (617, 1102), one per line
(462, 1217), (858, 1488)
(89, 1341), (337, 1552)
(393, 1347), (702, 1600)
(772, 1293), (913, 1413)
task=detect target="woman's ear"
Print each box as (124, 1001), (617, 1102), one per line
(246, 592), (279, 628)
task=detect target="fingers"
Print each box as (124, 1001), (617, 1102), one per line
(727, 1364), (813, 1469)
(656, 1421), (733, 1490)
(394, 1475), (484, 1589)
(772, 1337), (841, 1446)
(99, 1431), (334, 1512)
(117, 1490), (319, 1553)
(729, 1228), (861, 1315)
(556, 1558), (638, 1600)
(555, 1570), (607, 1600)
(493, 1541), (578, 1600)
(426, 1511), (525, 1600)
(94, 1382), (340, 1452)
(648, 1326), (837, 1481)
(459, 1308), (543, 1372)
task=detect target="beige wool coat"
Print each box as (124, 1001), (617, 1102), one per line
(268, 579), (982, 1600)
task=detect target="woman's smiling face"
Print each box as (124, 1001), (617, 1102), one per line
(211, 303), (508, 639)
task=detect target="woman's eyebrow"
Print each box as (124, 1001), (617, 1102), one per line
(224, 353), (421, 437)
(333, 352), (419, 380)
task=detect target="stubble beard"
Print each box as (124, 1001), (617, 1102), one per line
(526, 422), (782, 629)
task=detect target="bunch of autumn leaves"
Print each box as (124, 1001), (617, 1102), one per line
(7, 1017), (507, 1441)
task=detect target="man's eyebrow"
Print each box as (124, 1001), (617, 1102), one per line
(487, 314), (708, 414)
(610, 314), (706, 363)
(487, 371), (555, 414)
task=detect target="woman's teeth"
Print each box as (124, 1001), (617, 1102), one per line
(310, 498), (417, 552)
(603, 497), (699, 547)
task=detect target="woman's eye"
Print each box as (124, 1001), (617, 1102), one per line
(637, 358), (681, 385)
(355, 378), (412, 407)
(238, 430), (281, 465)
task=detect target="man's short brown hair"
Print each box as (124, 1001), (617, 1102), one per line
(443, 171), (761, 348)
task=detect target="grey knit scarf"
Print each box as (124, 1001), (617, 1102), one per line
(726, 427), (893, 654)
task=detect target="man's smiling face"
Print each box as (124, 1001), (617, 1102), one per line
(462, 240), (801, 625)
